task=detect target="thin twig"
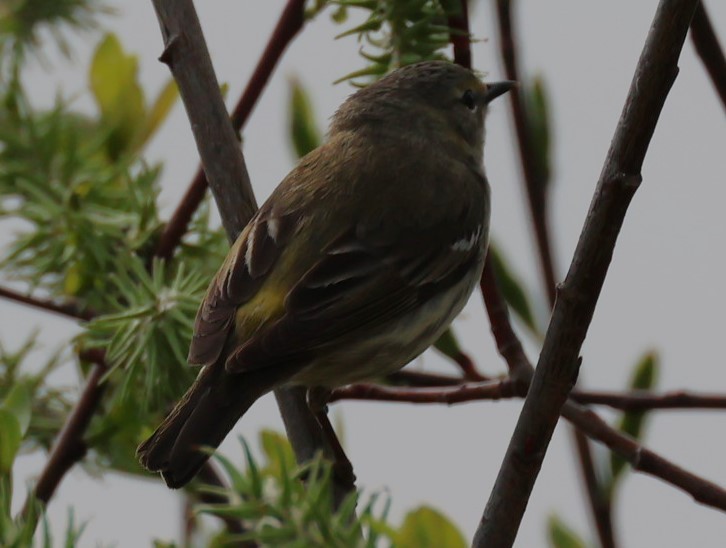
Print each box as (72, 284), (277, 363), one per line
(154, 0), (306, 260)
(28, 360), (106, 510)
(334, 380), (726, 411)
(690, 2), (726, 111)
(447, 0), (471, 70)
(562, 400), (726, 511)
(150, 0), (352, 508)
(0, 285), (94, 321)
(572, 389), (726, 410)
(494, 0), (556, 304)
(330, 379), (521, 404)
(474, 2), (700, 545)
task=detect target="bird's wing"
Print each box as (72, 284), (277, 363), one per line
(187, 203), (301, 366)
(224, 211), (487, 373)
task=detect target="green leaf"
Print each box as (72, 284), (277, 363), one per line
(89, 33), (146, 157)
(433, 328), (461, 359)
(395, 506), (466, 548)
(288, 77), (322, 158)
(140, 79), (178, 146)
(0, 409), (21, 473)
(525, 76), (552, 188)
(547, 514), (586, 548)
(489, 243), (540, 336)
(610, 351), (659, 482)
(1, 381), (32, 435)
(260, 429), (296, 480)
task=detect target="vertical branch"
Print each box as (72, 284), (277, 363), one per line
(154, 0), (307, 260)
(149, 0), (353, 507)
(494, 0), (557, 304)
(690, 2), (726, 111)
(474, 1), (700, 545)
(447, 0), (471, 69)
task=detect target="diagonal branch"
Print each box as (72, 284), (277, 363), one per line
(474, 1), (701, 545)
(149, 0), (352, 507)
(28, 357), (107, 510)
(492, 2), (613, 543)
(690, 2), (726, 111)
(154, 0), (306, 260)
(0, 285), (94, 321)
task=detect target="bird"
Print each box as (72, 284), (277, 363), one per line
(137, 60), (514, 488)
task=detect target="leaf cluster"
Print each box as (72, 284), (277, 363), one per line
(176, 431), (467, 548)
(324, 0), (464, 84)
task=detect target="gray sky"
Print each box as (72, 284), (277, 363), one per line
(8, 1), (726, 546)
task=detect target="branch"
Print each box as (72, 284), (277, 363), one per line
(154, 0), (306, 260)
(474, 1), (700, 545)
(27, 358), (106, 510)
(561, 400), (726, 511)
(572, 389), (726, 410)
(494, 4), (611, 538)
(330, 379), (521, 404)
(690, 2), (726, 111)
(0, 285), (94, 321)
(494, 0), (556, 304)
(329, 379), (726, 515)
(149, 0), (352, 506)
(447, 0), (471, 70)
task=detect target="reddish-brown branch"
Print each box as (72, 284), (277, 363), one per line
(572, 389), (726, 410)
(0, 285), (94, 321)
(479, 258), (532, 384)
(494, 0), (557, 305)
(386, 370), (464, 387)
(154, 0), (306, 260)
(335, 378), (726, 411)
(29, 360), (107, 508)
(690, 2), (726, 111)
(448, 0), (471, 70)
(475, 2), (701, 545)
(562, 401), (726, 511)
(330, 379), (522, 404)
(331, 379), (726, 515)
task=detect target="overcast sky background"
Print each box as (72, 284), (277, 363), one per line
(7, 1), (726, 546)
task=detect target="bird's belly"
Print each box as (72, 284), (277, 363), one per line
(288, 264), (482, 387)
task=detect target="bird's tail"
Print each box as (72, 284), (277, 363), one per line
(137, 364), (276, 488)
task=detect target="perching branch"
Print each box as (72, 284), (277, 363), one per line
(690, 2), (726, 111)
(153, 0), (306, 260)
(149, 0), (353, 506)
(334, 380), (726, 412)
(474, 1), (701, 546)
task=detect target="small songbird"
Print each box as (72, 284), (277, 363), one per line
(137, 61), (514, 488)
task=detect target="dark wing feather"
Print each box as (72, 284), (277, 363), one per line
(187, 206), (298, 366)
(224, 219), (486, 372)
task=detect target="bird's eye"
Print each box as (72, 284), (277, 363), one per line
(461, 89), (476, 111)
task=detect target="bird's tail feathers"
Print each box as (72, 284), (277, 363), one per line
(137, 364), (275, 489)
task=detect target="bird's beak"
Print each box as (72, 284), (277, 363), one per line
(482, 80), (517, 104)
